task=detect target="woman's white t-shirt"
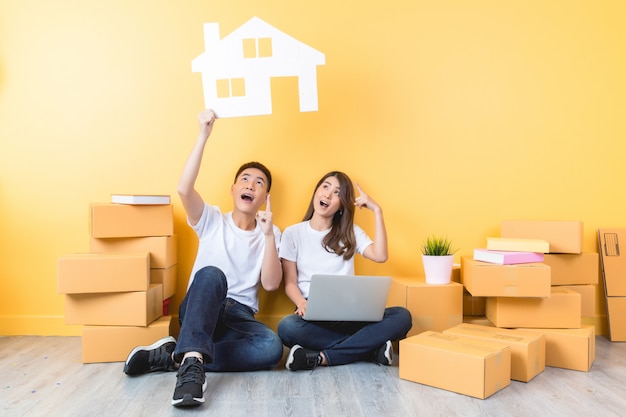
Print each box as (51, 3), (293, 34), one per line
(279, 221), (373, 298)
(188, 203), (281, 313)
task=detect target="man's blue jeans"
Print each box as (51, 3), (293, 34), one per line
(174, 266), (284, 371)
(277, 307), (412, 366)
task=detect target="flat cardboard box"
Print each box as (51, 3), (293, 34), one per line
(598, 228), (626, 296)
(486, 237), (549, 253)
(82, 316), (172, 363)
(443, 323), (545, 382)
(57, 252), (150, 294)
(64, 283), (163, 326)
(90, 235), (178, 268)
(525, 325), (595, 371)
(461, 257), (551, 298)
(387, 278), (462, 337)
(90, 203), (174, 238)
(543, 253), (599, 285)
(486, 287), (582, 329)
(606, 297), (626, 341)
(556, 284), (596, 317)
(399, 331), (511, 399)
(151, 265), (177, 300)
(501, 220), (583, 254)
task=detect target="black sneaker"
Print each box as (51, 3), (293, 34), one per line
(285, 344), (321, 371)
(373, 340), (393, 366)
(123, 336), (177, 375)
(171, 357), (207, 407)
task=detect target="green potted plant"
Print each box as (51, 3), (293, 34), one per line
(421, 235), (456, 284)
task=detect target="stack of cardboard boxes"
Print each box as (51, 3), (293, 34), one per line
(598, 228), (626, 341)
(57, 200), (177, 363)
(397, 219), (599, 399)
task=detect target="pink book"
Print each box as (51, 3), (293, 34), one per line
(473, 249), (545, 265)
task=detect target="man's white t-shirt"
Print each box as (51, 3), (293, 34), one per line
(188, 203), (281, 313)
(278, 221), (373, 298)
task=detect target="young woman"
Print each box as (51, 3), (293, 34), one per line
(277, 171), (412, 371)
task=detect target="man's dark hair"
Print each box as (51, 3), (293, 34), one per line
(234, 161), (272, 192)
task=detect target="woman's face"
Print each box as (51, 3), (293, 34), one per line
(313, 175), (343, 218)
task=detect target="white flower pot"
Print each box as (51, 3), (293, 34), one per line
(422, 254), (454, 284)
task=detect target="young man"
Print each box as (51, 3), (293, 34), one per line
(123, 109), (284, 408)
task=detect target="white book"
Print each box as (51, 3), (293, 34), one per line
(111, 194), (171, 205)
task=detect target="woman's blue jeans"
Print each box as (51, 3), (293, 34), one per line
(174, 266), (284, 371)
(277, 307), (412, 366)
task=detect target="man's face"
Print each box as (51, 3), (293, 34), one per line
(230, 168), (269, 214)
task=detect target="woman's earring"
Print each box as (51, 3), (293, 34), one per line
(339, 210), (343, 216)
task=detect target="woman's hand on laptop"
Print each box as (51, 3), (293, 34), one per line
(295, 301), (307, 317)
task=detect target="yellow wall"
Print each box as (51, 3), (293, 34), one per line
(1, 1), (625, 335)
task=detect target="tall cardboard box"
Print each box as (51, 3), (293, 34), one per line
(543, 253), (599, 285)
(90, 203), (174, 238)
(461, 257), (551, 298)
(82, 315), (173, 363)
(387, 278), (462, 337)
(399, 331), (511, 399)
(526, 325), (595, 371)
(443, 323), (545, 382)
(64, 283), (163, 326)
(501, 220), (583, 254)
(486, 287), (581, 329)
(57, 252), (150, 294)
(606, 297), (626, 342)
(90, 235), (178, 268)
(598, 228), (626, 296)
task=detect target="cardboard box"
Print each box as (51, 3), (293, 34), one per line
(486, 287), (581, 329)
(463, 290), (486, 316)
(90, 235), (178, 268)
(443, 323), (545, 382)
(64, 283), (163, 326)
(387, 278), (462, 337)
(399, 331), (511, 399)
(606, 297), (626, 341)
(461, 257), (551, 298)
(598, 228), (626, 296)
(151, 265), (177, 300)
(82, 315), (172, 363)
(543, 253), (599, 285)
(90, 203), (174, 238)
(526, 325), (595, 371)
(501, 220), (583, 254)
(57, 252), (150, 294)
(556, 284), (596, 317)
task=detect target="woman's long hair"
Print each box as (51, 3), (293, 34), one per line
(302, 171), (356, 260)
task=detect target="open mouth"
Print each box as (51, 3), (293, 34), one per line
(241, 193), (254, 202)
(319, 199), (329, 208)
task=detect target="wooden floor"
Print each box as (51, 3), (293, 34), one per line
(1, 335), (625, 417)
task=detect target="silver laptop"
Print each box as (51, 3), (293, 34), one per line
(303, 274), (392, 322)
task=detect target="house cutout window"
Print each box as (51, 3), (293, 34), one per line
(243, 38), (273, 58)
(216, 78), (246, 98)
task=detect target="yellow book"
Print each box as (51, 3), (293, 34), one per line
(486, 237), (549, 253)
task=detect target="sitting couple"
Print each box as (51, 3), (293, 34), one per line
(122, 110), (412, 408)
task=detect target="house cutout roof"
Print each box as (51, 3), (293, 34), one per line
(192, 16), (326, 118)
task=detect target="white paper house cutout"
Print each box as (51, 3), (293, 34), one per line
(192, 17), (326, 118)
